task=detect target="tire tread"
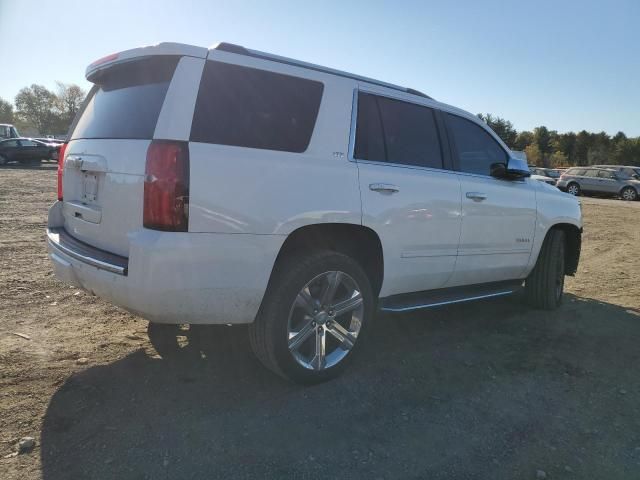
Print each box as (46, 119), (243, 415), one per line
(525, 229), (565, 310)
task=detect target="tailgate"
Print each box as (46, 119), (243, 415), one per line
(61, 56), (181, 257)
(62, 139), (149, 257)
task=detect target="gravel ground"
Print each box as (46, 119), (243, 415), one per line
(1, 165), (639, 479)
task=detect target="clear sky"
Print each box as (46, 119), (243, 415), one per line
(1, 0), (638, 135)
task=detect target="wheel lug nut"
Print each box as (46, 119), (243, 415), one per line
(317, 327), (323, 333)
(311, 321), (316, 327)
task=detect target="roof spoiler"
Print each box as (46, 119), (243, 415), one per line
(86, 42), (208, 81)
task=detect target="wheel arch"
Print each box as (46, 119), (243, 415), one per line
(549, 222), (582, 275)
(268, 223), (384, 297)
(619, 185), (638, 198)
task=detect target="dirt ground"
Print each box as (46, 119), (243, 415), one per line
(1, 164), (639, 480)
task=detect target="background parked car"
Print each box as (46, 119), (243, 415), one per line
(593, 165), (640, 179)
(34, 137), (65, 147)
(0, 124), (20, 140)
(0, 138), (60, 166)
(530, 173), (557, 186)
(530, 167), (562, 184)
(557, 166), (640, 200)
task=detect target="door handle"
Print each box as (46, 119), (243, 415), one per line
(466, 192), (487, 201)
(369, 183), (400, 194)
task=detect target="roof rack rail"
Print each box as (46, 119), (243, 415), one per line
(212, 42), (432, 100)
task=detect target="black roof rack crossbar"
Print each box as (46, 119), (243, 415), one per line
(213, 42), (432, 100)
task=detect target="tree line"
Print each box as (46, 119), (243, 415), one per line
(0, 84), (638, 168)
(478, 114), (640, 168)
(0, 83), (86, 136)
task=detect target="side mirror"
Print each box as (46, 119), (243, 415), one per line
(505, 156), (531, 179)
(490, 162), (507, 178)
(490, 157), (531, 179)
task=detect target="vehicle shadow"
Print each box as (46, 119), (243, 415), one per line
(40, 294), (640, 479)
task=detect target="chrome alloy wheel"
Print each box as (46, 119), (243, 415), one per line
(567, 184), (579, 195)
(287, 271), (364, 371)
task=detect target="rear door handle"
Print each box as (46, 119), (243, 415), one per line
(466, 192), (487, 201)
(369, 183), (400, 194)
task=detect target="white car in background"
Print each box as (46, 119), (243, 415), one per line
(530, 173), (558, 186)
(47, 42), (583, 383)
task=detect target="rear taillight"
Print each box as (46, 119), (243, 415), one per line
(57, 143), (67, 201)
(143, 140), (189, 232)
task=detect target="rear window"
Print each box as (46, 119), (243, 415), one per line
(70, 56), (179, 140)
(190, 61), (324, 152)
(568, 168), (586, 176)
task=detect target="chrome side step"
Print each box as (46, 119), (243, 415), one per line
(379, 280), (523, 313)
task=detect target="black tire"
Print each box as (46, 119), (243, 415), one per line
(147, 322), (195, 358)
(566, 182), (580, 196)
(524, 229), (566, 310)
(620, 186), (638, 201)
(249, 250), (374, 384)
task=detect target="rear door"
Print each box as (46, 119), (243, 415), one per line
(581, 169), (600, 192)
(597, 170), (619, 193)
(62, 55), (205, 257)
(354, 90), (461, 296)
(444, 112), (537, 286)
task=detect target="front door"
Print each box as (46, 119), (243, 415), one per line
(1, 139), (20, 161)
(443, 112), (537, 286)
(596, 169), (619, 193)
(353, 90), (462, 297)
(17, 139), (42, 162)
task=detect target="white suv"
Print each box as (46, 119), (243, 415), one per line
(47, 42), (582, 383)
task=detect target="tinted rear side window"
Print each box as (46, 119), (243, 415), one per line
(71, 56), (178, 140)
(190, 62), (324, 153)
(446, 113), (508, 175)
(354, 92), (443, 169)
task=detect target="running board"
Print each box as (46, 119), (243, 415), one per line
(379, 280), (524, 313)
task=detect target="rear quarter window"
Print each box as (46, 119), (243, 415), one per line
(190, 61), (324, 153)
(70, 56), (179, 140)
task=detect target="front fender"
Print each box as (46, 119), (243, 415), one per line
(525, 183), (582, 276)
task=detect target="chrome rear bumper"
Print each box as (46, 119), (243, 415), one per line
(46, 227), (128, 275)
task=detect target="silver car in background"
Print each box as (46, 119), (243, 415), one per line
(593, 165), (640, 180)
(557, 167), (640, 200)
